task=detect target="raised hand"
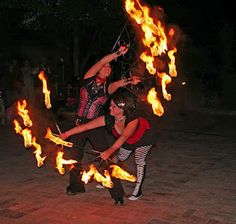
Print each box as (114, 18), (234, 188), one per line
(116, 45), (129, 57)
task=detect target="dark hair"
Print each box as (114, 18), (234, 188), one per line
(111, 88), (136, 116)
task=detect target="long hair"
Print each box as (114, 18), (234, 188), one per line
(111, 88), (137, 116)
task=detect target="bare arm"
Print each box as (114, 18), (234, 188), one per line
(108, 79), (129, 95)
(59, 116), (106, 140)
(100, 118), (139, 160)
(84, 46), (128, 79)
(108, 75), (141, 94)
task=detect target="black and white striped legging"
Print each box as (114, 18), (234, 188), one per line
(114, 145), (152, 166)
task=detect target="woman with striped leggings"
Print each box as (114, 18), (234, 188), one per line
(102, 88), (155, 200)
(60, 88), (155, 203)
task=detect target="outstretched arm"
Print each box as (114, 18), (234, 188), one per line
(100, 118), (139, 160)
(108, 75), (141, 94)
(59, 116), (106, 140)
(84, 46), (128, 79)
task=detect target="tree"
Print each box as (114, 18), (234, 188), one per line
(0, 0), (126, 80)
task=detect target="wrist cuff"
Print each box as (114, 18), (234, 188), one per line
(115, 50), (121, 56)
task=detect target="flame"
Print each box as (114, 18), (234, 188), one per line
(81, 164), (95, 184)
(81, 164), (113, 188)
(168, 47), (177, 77)
(13, 119), (46, 167)
(13, 119), (22, 134)
(110, 165), (136, 182)
(21, 128), (33, 148)
(125, 0), (178, 116)
(125, 0), (167, 74)
(56, 151), (77, 175)
(32, 137), (46, 167)
(13, 119), (33, 148)
(147, 87), (164, 116)
(17, 100), (32, 127)
(157, 72), (172, 101)
(168, 28), (175, 37)
(45, 128), (73, 148)
(140, 52), (156, 74)
(38, 71), (52, 109)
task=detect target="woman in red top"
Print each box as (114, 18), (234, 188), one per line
(60, 88), (155, 201)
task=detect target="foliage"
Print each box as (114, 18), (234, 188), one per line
(0, 0), (126, 77)
(0, 0), (124, 31)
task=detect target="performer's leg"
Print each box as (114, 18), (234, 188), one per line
(87, 127), (109, 173)
(67, 162), (85, 194)
(66, 132), (87, 194)
(105, 163), (125, 205)
(89, 128), (125, 205)
(89, 127), (110, 152)
(112, 147), (132, 163)
(108, 177), (125, 205)
(128, 145), (152, 200)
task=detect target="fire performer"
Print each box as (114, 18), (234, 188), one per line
(60, 88), (155, 202)
(62, 45), (140, 196)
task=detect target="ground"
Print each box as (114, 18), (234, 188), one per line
(0, 107), (236, 224)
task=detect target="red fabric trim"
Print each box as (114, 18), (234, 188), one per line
(112, 117), (151, 144)
(96, 76), (107, 84)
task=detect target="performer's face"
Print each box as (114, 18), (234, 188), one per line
(99, 63), (112, 78)
(109, 100), (124, 117)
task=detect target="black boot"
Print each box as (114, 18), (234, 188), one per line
(66, 164), (85, 195)
(114, 197), (124, 206)
(108, 176), (125, 206)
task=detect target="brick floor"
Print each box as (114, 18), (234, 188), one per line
(1, 110), (236, 224)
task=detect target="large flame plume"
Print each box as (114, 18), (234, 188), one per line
(125, 0), (178, 116)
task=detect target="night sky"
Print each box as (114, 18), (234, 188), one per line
(145, 0), (234, 44)
(0, 0), (236, 108)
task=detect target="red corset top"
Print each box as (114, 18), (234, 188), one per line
(112, 117), (151, 144)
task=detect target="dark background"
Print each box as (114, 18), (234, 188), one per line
(0, 0), (235, 111)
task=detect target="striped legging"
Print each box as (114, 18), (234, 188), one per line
(114, 145), (152, 196)
(114, 145), (152, 166)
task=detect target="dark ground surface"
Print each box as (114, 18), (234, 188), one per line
(0, 107), (236, 224)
